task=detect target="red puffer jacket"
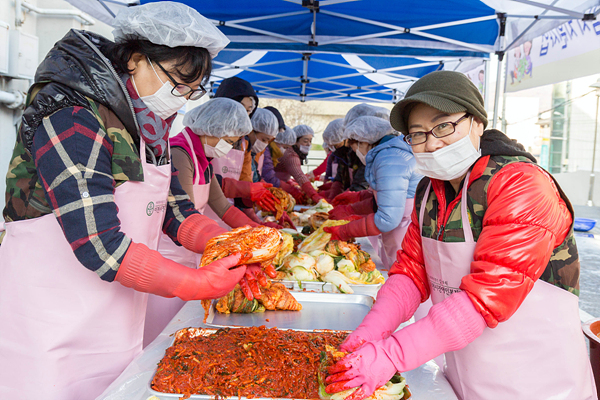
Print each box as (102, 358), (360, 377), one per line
(389, 155), (572, 328)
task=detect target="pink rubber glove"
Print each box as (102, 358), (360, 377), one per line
(221, 206), (260, 228)
(326, 181), (344, 201)
(221, 179), (280, 212)
(250, 182), (280, 212)
(239, 263), (278, 300)
(278, 212), (296, 229)
(340, 274), (421, 353)
(242, 207), (264, 224)
(329, 198), (375, 220)
(323, 214), (381, 241)
(328, 204), (356, 221)
(326, 291), (486, 400)
(262, 221), (283, 229)
(116, 242), (247, 301)
(177, 214), (228, 254)
(301, 181), (324, 204)
(331, 190), (373, 206)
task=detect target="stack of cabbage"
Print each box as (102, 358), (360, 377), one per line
(274, 220), (385, 293)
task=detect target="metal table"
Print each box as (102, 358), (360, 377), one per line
(96, 238), (459, 400)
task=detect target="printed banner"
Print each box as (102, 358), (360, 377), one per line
(506, 8), (600, 92)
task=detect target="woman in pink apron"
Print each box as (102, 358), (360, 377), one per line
(324, 71), (596, 400)
(274, 124), (324, 204)
(145, 98), (280, 345)
(210, 107), (281, 225)
(0, 4), (252, 399)
(324, 116), (422, 269)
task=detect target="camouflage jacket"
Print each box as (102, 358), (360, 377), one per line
(2, 29), (197, 281)
(391, 132), (579, 328)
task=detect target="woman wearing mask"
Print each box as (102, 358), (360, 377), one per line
(324, 116), (422, 268)
(318, 118), (346, 196)
(0, 3), (251, 399)
(145, 98), (280, 346)
(214, 76), (259, 186)
(324, 71), (596, 400)
(326, 104), (387, 201)
(218, 108), (280, 223)
(274, 125), (324, 204)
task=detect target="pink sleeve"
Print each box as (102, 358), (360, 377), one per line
(281, 151), (310, 186)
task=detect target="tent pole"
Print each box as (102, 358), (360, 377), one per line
(493, 53), (504, 129)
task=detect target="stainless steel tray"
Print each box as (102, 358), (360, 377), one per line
(148, 326), (351, 400)
(204, 291), (373, 331)
(277, 279), (382, 298)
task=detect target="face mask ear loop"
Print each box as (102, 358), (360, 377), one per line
(146, 57), (165, 85)
(467, 116), (481, 152)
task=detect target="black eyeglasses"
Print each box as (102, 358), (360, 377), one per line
(404, 114), (471, 146)
(152, 60), (207, 101)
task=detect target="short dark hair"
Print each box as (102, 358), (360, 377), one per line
(102, 35), (212, 85)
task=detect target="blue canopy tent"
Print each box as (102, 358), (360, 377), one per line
(66, 0), (600, 124)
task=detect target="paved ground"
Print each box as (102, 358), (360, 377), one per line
(573, 206), (600, 320)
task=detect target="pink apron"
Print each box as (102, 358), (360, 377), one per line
(205, 143), (246, 231)
(0, 137), (170, 399)
(419, 172), (597, 400)
(210, 147), (245, 181)
(146, 130), (212, 347)
(256, 152), (265, 178)
(367, 194), (414, 269)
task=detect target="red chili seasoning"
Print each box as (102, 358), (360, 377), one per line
(151, 326), (346, 399)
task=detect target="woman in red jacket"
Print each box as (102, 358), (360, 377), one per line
(325, 71), (596, 400)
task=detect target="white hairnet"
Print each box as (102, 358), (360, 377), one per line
(112, 2), (229, 58)
(323, 119), (345, 146)
(275, 126), (297, 146)
(251, 108), (279, 138)
(343, 103), (390, 129)
(345, 116), (395, 144)
(293, 125), (314, 140)
(183, 98), (252, 138)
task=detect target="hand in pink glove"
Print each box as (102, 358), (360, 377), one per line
(278, 212), (296, 229)
(323, 214), (380, 241)
(250, 182), (280, 212)
(328, 205), (356, 221)
(242, 207), (264, 224)
(301, 181), (324, 204)
(332, 190), (371, 206)
(177, 214), (228, 254)
(340, 274), (421, 353)
(262, 221), (283, 229)
(326, 291), (486, 400)
(116, 243), (247, 301)
(239, 263), (278, 300)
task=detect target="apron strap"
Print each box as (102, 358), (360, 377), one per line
(419, 172), (474, 243)
(419, 181), (432, 231)
(181, 130), (201, 186)
(461, 171), (474, 243)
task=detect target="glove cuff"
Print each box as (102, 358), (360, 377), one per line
(116, 242), (180, 297)
(177, 214), (227, 253)
(222, 178), (252, 198)
(350, 197), (376, 215)
(222, 206), (260, 228)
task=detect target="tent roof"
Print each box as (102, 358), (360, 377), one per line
(66, 0), (599, 102)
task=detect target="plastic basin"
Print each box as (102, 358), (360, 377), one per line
(574, 218), (596, 232)
(583, 318), (600, 398)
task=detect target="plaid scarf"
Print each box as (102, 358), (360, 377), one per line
(124, 76), (176, 157)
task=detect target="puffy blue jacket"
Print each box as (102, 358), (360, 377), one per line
(365, 135), (423, 232)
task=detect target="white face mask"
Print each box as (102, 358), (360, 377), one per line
(204, 138), (233, 159)
(355, 148), (367, 165)
(299, 145), (311, 155)
(413, 117), (480, 181)
(252, 139), (268, 154)
(132, 59), (188, 120)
